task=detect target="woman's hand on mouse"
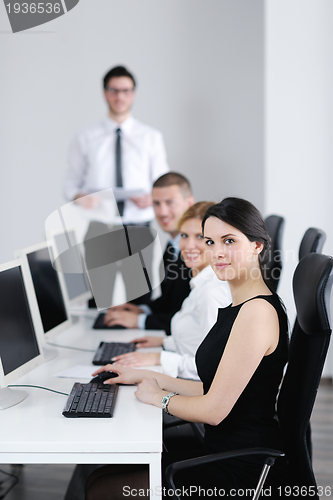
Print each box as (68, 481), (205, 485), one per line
(91, 365), (156, 386)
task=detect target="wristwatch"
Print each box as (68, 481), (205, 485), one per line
(161, 392), (178, 415)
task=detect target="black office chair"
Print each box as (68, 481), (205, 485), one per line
(165, 253), (333, 500)
(278, 253), (333, 495)
(297, 227), (326, 460)
(299, 228), (326, 261)
(264, 215), (285, 292)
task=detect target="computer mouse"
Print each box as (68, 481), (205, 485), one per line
(90, 371), (119, 384)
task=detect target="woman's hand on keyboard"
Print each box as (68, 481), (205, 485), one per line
(112, 352), (161, 367)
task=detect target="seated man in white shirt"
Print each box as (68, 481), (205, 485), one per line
(63, 65), (169, 306)
(110, 202), (232, 380)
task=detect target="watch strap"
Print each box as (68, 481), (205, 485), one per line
(161, 392), (178, 415)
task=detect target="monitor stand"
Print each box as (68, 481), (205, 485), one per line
(43, 345), (59, 362)
(0, 387), (28, 410)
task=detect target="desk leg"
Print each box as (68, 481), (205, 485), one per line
(149, 453), (162, 497)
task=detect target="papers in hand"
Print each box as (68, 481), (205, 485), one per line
(76, 188), (145, 224)
(112, 188), (145, 201)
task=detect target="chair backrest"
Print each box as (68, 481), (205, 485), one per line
(264, 215), (285, 292)
(299, 228), (326, 261)
(277, 253), (333, 493)
(297, 228), (326, 460)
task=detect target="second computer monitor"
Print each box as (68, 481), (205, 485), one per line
(50, 229), (92, 307)
(16, 241), (72, 342)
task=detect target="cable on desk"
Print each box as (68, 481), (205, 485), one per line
(8, 385), (69, 396)
(46, 342), (95, 353)
(0, 467), (19, 499)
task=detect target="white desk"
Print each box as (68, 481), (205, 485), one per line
(0, 318), (164, 495)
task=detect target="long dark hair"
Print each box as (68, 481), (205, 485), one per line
(202, 197), (273, 291)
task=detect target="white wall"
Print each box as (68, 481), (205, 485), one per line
(0, 0), (264, 263)
(264, 0), (333, 375)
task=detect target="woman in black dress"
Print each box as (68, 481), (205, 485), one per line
(86, 197), (289, 499)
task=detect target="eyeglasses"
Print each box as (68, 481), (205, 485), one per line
(105, 87), (134, 95)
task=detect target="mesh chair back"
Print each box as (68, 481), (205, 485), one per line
(277, 253), (333, 493)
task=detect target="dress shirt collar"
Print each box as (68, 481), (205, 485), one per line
(190, 263), (216, 290)
(104, 115), (135, 134)
(168, 233), (181, 256)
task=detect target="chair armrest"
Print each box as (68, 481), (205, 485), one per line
(163, 417), (190, 430)
(165, 447), (284, 490)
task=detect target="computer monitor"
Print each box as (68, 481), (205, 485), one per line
(49, 229), (92, 307)
(0, 259), (44, 410)
(16, 241), (72, 344)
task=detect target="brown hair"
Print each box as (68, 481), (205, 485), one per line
(178, 201), (215, 231)
(153, 172), (192, 198)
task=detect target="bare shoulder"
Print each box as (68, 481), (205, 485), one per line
(232, 297), (279, 350)
(238, 297), (278, 322)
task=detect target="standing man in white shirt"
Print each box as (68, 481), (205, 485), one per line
(63, 66), (169, 306)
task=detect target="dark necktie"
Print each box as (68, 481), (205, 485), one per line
(115, 127), (124, 216)
(163, 242), (177, 278)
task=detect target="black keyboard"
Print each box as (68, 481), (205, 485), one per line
(62, 382), (118, 418)
(92, 341), (136, 365)
(93, 312), (126, 330)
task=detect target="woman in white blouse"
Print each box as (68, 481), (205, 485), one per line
(111, 202), (232, 380)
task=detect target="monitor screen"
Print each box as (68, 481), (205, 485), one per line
(27, 247), (68, 334)
(0, 266), (40, 376)
(53, 230), (91, 304)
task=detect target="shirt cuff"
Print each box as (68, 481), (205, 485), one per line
(160, 351), (180, 378)
(160, 351), (200, 380)
(63, 187), (79, 202)
(163, 336), (177, 352)
(139, 304), (153, 315)
(137, 313), (147, 330)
